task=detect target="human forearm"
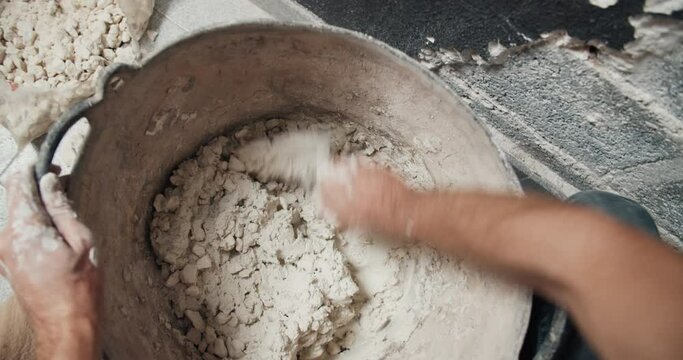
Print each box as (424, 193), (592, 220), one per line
(388, 190), (617, 304)
(320, 162), (683, 359)
(35, 318), (100, 360)
(386, 189), (683, 359)
(565, 225), (683, 360)
(1, 169), (102, 360)
(32, 277), (102, 360)
(318, 160), (583, 297)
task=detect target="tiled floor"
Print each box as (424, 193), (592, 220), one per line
(141, 0), (321, 55)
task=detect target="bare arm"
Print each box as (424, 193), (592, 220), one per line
(319, 161), (683, 360)
(0, 296), (34, 360)
(33, 317), (99, 360)
(0, 168), (101, 360)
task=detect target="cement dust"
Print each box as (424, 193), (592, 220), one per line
(150, 115), (470, 359)
(0, 0), (140, 146)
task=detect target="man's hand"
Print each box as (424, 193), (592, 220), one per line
(317, 159), (415, 237)
(317, 157), (683, 360)
(0, 167), (101, 360)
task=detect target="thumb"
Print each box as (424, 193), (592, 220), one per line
(39, 173), (93, 255)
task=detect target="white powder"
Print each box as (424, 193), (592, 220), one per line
(234, 129), (331, 190)
(151, 115), (473, 359)
(0, 0), (137, 89)
(153, 154), (358, 358)
(0, 0), (139, 146)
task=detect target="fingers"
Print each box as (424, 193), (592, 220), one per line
(39, 173), (93, 255)
(1, 166), (51, 229)
(48, 165), (71, 190)
(3, 166), (43, 212)
(73, 247), (99, 272)
(318, 156), (357, 187)
(0, 167), (59, 271)
(316, 158), (360, 228)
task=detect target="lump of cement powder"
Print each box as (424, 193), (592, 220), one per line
(117, 0), (155, 41)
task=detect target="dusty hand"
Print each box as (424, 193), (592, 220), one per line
(0, 167), (100, 342)
(317, 158), (415, 236)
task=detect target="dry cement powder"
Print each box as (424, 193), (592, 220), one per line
(150, 116), (469, 359)
(0, 0), (137, 88)
(0, 0), (139, 146)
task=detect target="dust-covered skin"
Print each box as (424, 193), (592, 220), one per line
(0, 168), (101, 360)
(0, 295), (34, 360)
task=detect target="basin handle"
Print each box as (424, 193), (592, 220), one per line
(35, 63), (134, 182)
(35, 100), (94, 181)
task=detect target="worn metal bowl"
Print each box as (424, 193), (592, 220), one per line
(38, 22), (530, 359)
